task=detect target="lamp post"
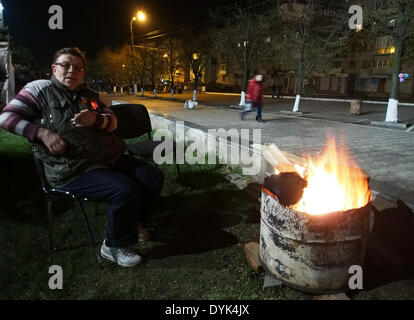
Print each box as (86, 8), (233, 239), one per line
(130, 10), (146, 95)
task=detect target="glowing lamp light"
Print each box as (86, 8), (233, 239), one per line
(399, 73), (404, 78)
(400, 78), (405, 83)
(137, 10), (146, 22)
(390, 46), (396, 54)
(404, 73), (409, 78)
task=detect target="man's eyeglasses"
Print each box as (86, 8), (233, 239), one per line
(55, 62), (84, 72)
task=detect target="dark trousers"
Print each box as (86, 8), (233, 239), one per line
(61, 154), (164, 247)
(256, 102), (263, 117)
(241, 101), (262, 119)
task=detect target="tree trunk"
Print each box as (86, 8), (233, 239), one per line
(140, 76), (144, 96)
(171, 76), (175, 99)
(193, 76), (199, 101)
(239, 52), (249, 106)
(385, 40), (402, 122)
(292, 72), (305, 112)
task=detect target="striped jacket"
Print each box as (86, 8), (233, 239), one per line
(0, 77), (125, 187)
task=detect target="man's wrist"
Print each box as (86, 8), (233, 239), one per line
(35, 127), (47, 141)
(94, 113), (104, 128)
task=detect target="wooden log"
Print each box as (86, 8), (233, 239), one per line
(263, 144), (299, 174)
(244, 242), (263, 273)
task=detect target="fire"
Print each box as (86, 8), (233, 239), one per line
(292, 138), (372, 215)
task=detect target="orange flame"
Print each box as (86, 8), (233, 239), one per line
(292, 138), (372, 215)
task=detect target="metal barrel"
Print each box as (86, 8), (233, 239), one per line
(259, 189), (372, 294)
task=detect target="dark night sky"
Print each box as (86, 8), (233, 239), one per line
(2, 0), (222, 68)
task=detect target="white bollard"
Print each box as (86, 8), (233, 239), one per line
(293, 94), (301, 112)
(385, 98), (398, 122)
(239, 91), (246, 106)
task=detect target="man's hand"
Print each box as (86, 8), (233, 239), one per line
(71, 109), (96, 127)
(36, 127), (67, 156)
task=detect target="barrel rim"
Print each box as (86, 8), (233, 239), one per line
(261, 188), (372, 222)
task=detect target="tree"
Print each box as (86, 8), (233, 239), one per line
(180, 31), (211, 101)
(160, 37), (182, 98)
(144, 40), (165, 97)
(10, 44), (40, 91)
(278, 0), (349, 112)
(368, 0), (414, 122)
(210, 0), (277, 106)
(134, 43), (150, 96)
(93, 45), (132, 92)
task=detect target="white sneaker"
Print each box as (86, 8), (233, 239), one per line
(100, 240), (142, 267)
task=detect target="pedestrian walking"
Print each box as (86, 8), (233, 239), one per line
(241, 74), (265, 122)
(271, 84), (276, 99)
(277, 84), (282, 99)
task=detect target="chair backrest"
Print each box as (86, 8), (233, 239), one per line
(110, 104), (152, 139)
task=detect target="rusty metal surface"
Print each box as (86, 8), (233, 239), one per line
(261, 191), (371, 243)
(259, 190), (372, 293)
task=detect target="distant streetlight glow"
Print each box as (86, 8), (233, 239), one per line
(163, 53), (168, 58)
(390, 46), (396, 54)
(192, 53), (199, 60)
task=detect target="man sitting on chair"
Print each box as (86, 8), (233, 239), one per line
(0, 47), (163, 267)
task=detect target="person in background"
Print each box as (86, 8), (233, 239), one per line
(0, 47), (163, 267)
(271, 83), (276, 99)
(277, 83), (282, 99)
(241, 74), (265, 123)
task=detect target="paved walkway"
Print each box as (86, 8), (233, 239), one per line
(101, 93), (414, 208)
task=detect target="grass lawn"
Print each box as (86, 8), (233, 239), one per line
(0, 129), (311, 300)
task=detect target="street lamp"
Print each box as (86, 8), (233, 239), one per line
(130, 10), (146, 94)
(130, 11), (147, 55)
(137, 10), (146, 22)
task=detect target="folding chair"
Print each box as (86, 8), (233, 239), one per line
(110, 103), (180, 177)
(33, 154), (102, 266)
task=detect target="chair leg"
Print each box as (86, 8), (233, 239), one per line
(75, 199), (102, 266)
(46, 197), (56, 252)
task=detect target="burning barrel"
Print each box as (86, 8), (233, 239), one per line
(260, 139), (372, 294)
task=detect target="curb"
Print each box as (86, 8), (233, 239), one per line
(371, 121), (408, 128)
(204, 92), (414, 106)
